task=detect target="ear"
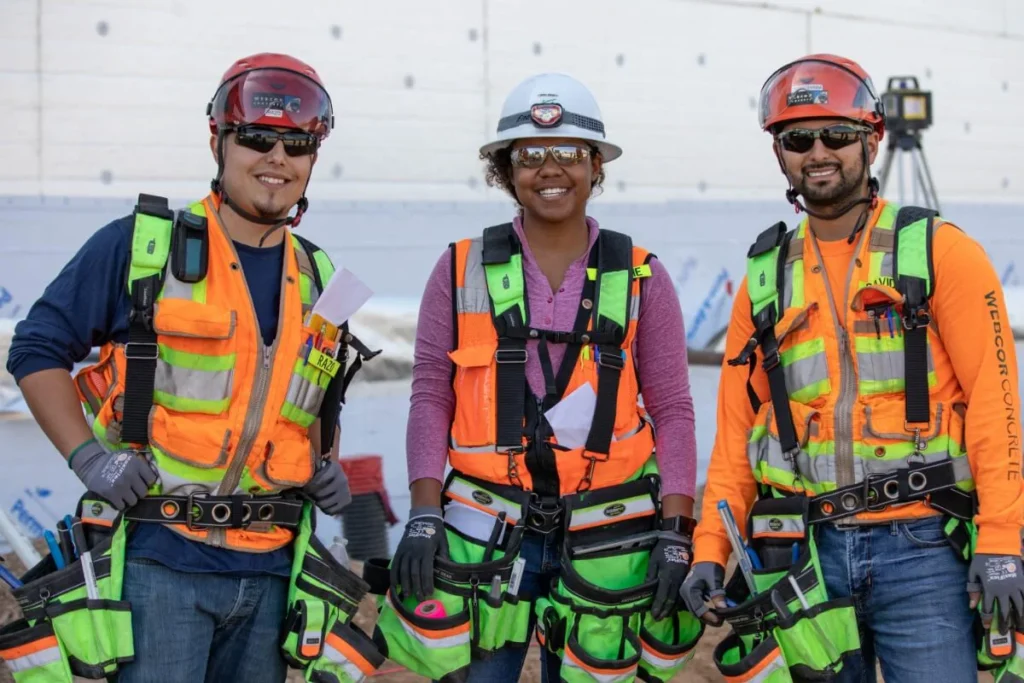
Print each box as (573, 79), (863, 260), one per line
(772, 139), (788, 178)
(867, 130), (880, 165)
(210, 134), (218, 163)
(591, 152), (603, 179)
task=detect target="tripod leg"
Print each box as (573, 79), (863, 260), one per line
(913, 145), (942, 213)
(877, 140), (897, 197)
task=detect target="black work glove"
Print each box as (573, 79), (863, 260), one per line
(968, 554), (1024, 631)
(69, 440), (158, 510)
(680, 561), (727, 625)
(302, 460), (352, 515)
(646, 529), (693, 620)
(390, 507), (448, 601)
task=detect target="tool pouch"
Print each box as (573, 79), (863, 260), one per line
(0, 498), (133, 681)
(280, 501), (378, 683)
(534, 476), (703, 683)
(363, 473), (533, 682)
(712, 497), (860, 682)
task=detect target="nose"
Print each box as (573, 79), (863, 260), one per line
(264, 140), (288, 163)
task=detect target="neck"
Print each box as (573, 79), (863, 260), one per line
(520, 213), (590, 259)
(218, 201), (286, 248)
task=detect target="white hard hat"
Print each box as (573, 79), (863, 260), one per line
(480, 73), (622, 162)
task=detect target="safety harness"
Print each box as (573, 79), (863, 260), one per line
(728, 205), (976, 544)
(120, 194), (377, 531)
(478, 223), (650, 500)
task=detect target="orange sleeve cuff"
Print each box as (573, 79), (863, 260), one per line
(693, 530), (733, 568)
(975, 521), (1023, 557)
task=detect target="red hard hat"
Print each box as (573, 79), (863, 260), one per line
(207, 53), (334, 139)
(759, 54), (885, 139)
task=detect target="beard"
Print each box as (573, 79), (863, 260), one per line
(794, 155), (866, 211)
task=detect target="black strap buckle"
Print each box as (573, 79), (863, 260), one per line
(526, 497), (563, 534)
(597, 348), (625, 370)
(762, 348), (781, 372)
(902, 304), (931, 331)
(495, 349), (528, 364)
(124, 342), (159, 360)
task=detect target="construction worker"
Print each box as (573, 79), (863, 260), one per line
(4, 54), (373, 683)
(358, 72), (704, 682)
(682, 54), (1024, 682)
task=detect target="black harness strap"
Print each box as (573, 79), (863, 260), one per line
(122, 194), (173, 445)
(892, 206), (939, 427)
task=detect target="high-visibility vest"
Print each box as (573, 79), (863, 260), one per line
(730, 200), (975, 527)
(74, 193), (340, 551)
(447, 223), (656, 497)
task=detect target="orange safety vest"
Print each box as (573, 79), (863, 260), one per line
(447, 223), (656, 497)
(74, 193), (340, 551)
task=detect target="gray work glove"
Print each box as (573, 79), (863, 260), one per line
(646, 530), (693, 620)
(968, 554), (1024, 631)
(69, 440), (157, 510)
(680, 561), (728, 625)
(303, 460), (352, 515)
(391, 507), (448, 601)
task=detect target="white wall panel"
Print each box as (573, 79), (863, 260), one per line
(1, 0), (1023, 202)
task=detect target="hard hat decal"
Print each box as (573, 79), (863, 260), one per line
(530, 103), (563, 127)
(251, 93), (303, 112)
(788, 83), (828, 107)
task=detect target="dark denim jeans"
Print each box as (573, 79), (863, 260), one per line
(113, 557), (289, 683)
(816, 516), (977, 683)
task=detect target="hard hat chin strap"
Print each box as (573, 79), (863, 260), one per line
(210, 131), (313, 243)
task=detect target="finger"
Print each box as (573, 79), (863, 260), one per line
(711, 595), (730, 610)
(701, 610), (722, 626)
(130, 476), (149, 502)
(420, 552), (435, 598)
(120, 490), (138, 509)
(645, 562), (658, 584)
(139, 460), (159, 486)
(652, 581), (670, 620)
(968, 592), (980, 610)
(390, 552), (406, 596)
(409, 557), (424, 601)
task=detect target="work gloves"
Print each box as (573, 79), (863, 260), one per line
(681, 562), (728, 625)
(303, 460), (352, 515)
(968, 554), (1024, 631)
(391, 507), (448, 601)
(646, 528), (694, 620)
(69, 440), (158, 510)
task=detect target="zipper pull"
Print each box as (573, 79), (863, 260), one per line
(263, 346), (271, 369)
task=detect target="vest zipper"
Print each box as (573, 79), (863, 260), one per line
(808, 226), (869, 489)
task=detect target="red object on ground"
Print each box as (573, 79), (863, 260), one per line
(339, 454), (399, 525)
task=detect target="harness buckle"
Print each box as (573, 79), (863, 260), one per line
(495, 349), (528, 364)
(596, 349), (625, 370)
(761, 348), (781, 372)
(526, 496), (563, 534)
(124, 342), (159, 360)
(902, 305), (931, 331)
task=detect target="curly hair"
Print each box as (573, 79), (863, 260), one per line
(480, 145), (605, 206)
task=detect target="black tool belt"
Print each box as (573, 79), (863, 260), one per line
(125, 494), (305, 530)
(807, 460), (975, 525)
(526, 495), (564, 534)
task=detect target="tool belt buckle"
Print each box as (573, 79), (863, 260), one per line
(527, 496), (563, 535)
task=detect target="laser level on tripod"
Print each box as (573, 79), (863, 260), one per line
(877, 76), (941, 213)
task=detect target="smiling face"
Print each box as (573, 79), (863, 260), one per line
(509, 137), (602, 226)
(775, 118), (878, 211)
(212, 128), (314, 221)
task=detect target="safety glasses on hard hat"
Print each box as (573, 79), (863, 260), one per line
(776, 124), (872, 154)
(234, 125), (319, 156)
(208, 68), (333, 139)
(510, 145), (592, 169)
(758, 58), (883, 133)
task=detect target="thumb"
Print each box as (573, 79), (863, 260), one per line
(968, 591), (980, 611)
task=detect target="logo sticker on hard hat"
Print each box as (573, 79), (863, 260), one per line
(788, 83), (828, 107)
(531, 103), (563, 127)
(252, 93), (302, 119)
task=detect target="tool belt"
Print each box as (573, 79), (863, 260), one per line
(363, 461), (705, 683)
(0, 495), (134, 682)
(124, 494), (305, 530)
(711, 496), (861, 682)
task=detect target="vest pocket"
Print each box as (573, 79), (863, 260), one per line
(637, 610), (704, 682)
(748, 403), (824, 494)
(152, 300), (237, 416)
(281, 325), (337, 429)
(448, 342), (499, 449)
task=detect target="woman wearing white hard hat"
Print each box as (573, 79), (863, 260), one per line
(377, 73), (703, 682)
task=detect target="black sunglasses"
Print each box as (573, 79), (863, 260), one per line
(234, 126), (319, 157)
(776, 124), (871, 154)
(510, 145), (592, 168)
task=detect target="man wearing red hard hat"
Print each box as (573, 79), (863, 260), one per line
(683, 54), (1024, 682)
(6, 54), (373, 682)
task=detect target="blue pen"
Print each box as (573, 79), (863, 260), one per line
(792, 542), (800, 565)
(44, 530), (65, 569)
(0, 564), (22, 589)
(63, 515), (77, 559)
(885, 307), (894, 338)
(745, 546), (763, 571)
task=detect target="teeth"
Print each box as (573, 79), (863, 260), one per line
(539, 188), (568, 197)
(258, 176), (285, 185)
(807, 168), (837, 178)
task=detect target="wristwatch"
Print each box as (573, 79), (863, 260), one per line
(660, 514), (698, 536)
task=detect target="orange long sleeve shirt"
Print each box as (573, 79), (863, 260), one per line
(694, 212), (1024, 566)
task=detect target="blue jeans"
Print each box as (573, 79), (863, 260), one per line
(453, 530), (563, 683)
(114, 557), (289, 683)
(816, 516), (976, 683)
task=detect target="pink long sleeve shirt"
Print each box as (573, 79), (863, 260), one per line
(405, 216), (698, 497)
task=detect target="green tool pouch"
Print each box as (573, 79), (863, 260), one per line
(363, 473), (533, 683)
(712, 497), (860, 682)
(0, 497), (133, 681)
(534, 476), (703, 683)
(280, 502), (378, 682)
